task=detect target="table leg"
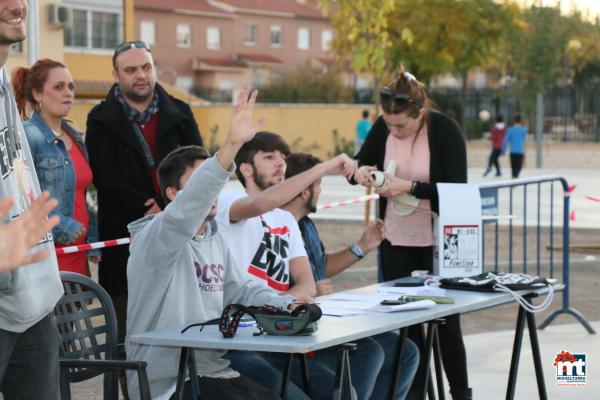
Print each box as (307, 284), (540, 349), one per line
(423, 322), (438, 400)
(333, 343), (358, 400)
(389, 328), (407, 400)
(299, 354), (312, 397)
(432, 323), (446, 400)
(506, 305), (526, 400)
(526, 305), (547, 399)
(175, 347), (190, 400)
(280, 353), (294, 399)
(187, 350), (200, 399)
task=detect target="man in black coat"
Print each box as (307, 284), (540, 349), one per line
(85, 41), (203, 342)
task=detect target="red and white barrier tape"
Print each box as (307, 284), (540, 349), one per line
(55, 194), (381, 254)
(316, 193), (379, 210)
(55, 238), (131, 255)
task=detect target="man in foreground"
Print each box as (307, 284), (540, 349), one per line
(0, 1), (63, 397)
(126, 87), (288, 399)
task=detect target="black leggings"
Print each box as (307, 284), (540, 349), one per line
(487, 148), (502, 175)
(380, 240), (469, 395)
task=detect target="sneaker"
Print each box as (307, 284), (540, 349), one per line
(495, 172), (502, 177)
(483, 167), (491, 177)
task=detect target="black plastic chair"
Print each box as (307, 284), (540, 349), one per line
(52, 272), (151, 400)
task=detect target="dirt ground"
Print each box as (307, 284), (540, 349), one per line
(315, 219), (600, 335)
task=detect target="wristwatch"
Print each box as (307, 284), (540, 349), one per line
(348, 242), (366, 260)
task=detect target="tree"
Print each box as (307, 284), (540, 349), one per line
(320, 0), (396, 109)
(388, 0), (512, 85)
(515, 6), (567, 102)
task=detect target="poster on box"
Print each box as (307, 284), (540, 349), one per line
(443, 225), (479, 272)
(434, 183), (482, 278)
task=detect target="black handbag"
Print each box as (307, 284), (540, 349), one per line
(439, 272), (555, 313)
(439, 272), (550, 292)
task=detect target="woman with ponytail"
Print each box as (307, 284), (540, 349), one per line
(12, 59), (100, 275)
(353, 70), (471, 400)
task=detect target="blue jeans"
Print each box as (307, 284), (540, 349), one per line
(369, 332), (420, 400)
(226, 333), (418, 400)
(225, 351), (313, 400)
(0, 314), (60, 400)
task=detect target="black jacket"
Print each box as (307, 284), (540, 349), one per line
(86, 83), (202, 294)
(354, 111), (467, 217)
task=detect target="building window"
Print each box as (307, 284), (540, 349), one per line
(298, 27), (310, 50)
(270, 26), (282, 47)
(244, 23), (258, 46)
(321, 29), (333, 51)
(92, 11), (119, 49)
(175, 76), (193, 91)
(64, 6), (122, 50)
(218, 79), (233, 91)
(140, 21), (156, 45)
(207, 27), (220, 50)
(177, 24), (192, 48)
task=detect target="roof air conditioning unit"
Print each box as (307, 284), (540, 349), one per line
(48, 4), (72, 28)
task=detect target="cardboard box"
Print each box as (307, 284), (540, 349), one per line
(433, 183), (482, 278)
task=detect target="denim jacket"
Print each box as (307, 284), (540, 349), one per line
(23, 112), (100, 255)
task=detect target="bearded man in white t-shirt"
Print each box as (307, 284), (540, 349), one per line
(216, 132), (358, 400)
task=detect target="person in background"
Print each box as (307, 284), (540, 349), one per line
(12, 59), (100, 274)
(0, 1), (63, 398)
(85, 40), (203, 344)
(353, 70), (471, 400)
(502, 114), (527, 179)
(283, 152), (420, 400)
(355, 109), (372, 154)
(483, 114), (507, 177)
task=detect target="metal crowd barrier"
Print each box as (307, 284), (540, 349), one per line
(479, 175), (595, 333)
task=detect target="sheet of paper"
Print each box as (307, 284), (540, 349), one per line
(318, 299), (380, 311)
(324, 293), (397, 309)
(369, 299), (436, 313)
(377, 285), (447, 297)
(318, 303), (368, 317)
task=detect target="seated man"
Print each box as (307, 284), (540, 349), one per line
(216, 133), (406, 399)
(125, 87), (289, 400)
(283, 152), (420, 400)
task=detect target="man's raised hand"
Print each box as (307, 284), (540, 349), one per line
(228, 85), (267, 146)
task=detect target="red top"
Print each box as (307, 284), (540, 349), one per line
(490, 123), (508, 150)
(57, 140), (93, 275)
(139, 113), (159, 193)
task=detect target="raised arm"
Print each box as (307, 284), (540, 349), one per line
(216, 87), (266, 171)
(228, 153), (356, 223)
(137, 86), (268, 257)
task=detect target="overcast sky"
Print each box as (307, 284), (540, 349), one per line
(521, 0), (600, 19)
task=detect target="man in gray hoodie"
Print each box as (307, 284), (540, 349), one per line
(0, 1), (64, 398)
(125, 87), (290, 399)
